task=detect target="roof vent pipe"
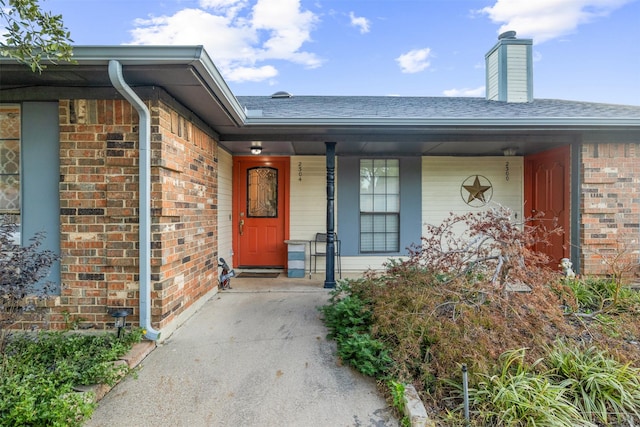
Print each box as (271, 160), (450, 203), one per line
(108, 60), (161, 341)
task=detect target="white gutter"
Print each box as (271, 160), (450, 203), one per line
(108, 59), (161, 341)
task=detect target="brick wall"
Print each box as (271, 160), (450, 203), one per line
(580, 143), (640, 277)
(56, 98), (218, 331)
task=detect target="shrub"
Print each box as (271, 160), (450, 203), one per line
(1, 217), (58, 352)
(320, 283), (392, 377)
(320, 208), (640, 423)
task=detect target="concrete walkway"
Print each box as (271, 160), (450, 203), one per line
(85, 275), (398, 427)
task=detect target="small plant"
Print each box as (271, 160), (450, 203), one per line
(1, 217), (59, 353)
(546, 342), (640, 425)
(388, 380), (411, 427)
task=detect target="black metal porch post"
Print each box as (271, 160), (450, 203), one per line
(324, 141), (336, 289)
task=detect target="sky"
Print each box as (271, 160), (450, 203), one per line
(36, 0), (640, 105)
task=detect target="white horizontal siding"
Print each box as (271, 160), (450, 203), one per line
(422, 156), (523, 237)
(217, 148), (234, 265)
(486, 52), (499, 101)
(341, 256), (404, 273)
(506, 45), (528, 103)
(289, 156), (333, 241)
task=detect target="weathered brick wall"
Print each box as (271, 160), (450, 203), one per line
(56, 98), (218, 331)
(580, 143), (640, 277)
(150, 101), (218, 326)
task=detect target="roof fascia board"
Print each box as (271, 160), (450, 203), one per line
(243, 117), (640, 128)
(10, 45), (248, 126)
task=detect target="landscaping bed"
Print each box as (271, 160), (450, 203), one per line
(0, 329), (150, 426)
(321, 208), (640, 426)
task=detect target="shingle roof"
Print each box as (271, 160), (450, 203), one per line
(236, 96), (640, 120)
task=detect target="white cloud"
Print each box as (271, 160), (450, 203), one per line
(349, 12), (370, 34)
(199, 0), (248, 17)
(443, 86), (486, 97)
(227, 65), (278, 82)
(479, 0), (632, 43)
(251, 0), (321, 67)
(395, 48), (432, 73)
(128, 0), (321, 82)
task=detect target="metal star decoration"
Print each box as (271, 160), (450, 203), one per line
(463, 175), (492, 203)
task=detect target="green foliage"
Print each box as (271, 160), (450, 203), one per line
(320, 283), (392, 377)
(0, 0), (74, 72)
(320, 290), (371, 339)
(465, 349), (588, 427)
(336, 331), (392, 377)
(547, 342), (640, 425)
(388, 381), (411, 427)
(0, 329), (144, 426)
(566, 276), (640, 314)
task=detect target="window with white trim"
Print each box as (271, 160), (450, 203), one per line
(359, 159), (400, 252)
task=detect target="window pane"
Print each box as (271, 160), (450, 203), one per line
(386, 195), (400, 212)
(360, 194), (373, 212)
(0, 106), (20, 214)
(0, 175), (20, 211)
(373, 194), (387, 211)
(386, 160), (399, 177)
(386, 234), (398, 249)
(373, 159), (387, 171)
(387, 176), (399, 194)
(247, 167), (278, 217)
(370, 233), (380, 252)
(360, 233), (373, 251)
(386, 215), (399, 232)
(372, 175), (385, 193)
(360, 213), (373, 231)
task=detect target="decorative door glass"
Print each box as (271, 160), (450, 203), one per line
(0, 105), (21, 214)
(247, 167), (277, 218)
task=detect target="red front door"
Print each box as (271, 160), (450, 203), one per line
(233, 157), (289, 268)
(524, 146), (571, 267)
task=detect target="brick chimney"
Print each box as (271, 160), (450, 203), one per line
(485, 31), (533, 103)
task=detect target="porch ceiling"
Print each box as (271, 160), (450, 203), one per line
(217, 128), (579, 156)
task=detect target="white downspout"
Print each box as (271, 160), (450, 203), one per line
(108, 60), (160, 340)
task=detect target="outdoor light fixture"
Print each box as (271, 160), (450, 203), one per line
(250, 142), (262, 155)
(110, 309), (130, 338)
(502, 147), (517, 156)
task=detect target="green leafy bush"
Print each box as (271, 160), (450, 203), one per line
(336, 331), (392, 377)
(320, 283), (391, 377)
(0, 330), (143, 426)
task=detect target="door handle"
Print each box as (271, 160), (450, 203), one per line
(239, 219), (244, 236)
